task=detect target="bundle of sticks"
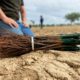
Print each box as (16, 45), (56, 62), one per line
(35, 34), (80, 51)
(0, 33), (80, 58)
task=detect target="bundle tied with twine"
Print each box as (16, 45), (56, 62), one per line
(0, 33), (80, 58)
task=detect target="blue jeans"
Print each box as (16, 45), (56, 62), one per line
(0, 21), (34, 36)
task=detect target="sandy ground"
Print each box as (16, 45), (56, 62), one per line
(32, 25), (80, 36)
(0, 26), (80, 80)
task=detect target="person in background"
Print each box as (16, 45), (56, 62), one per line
(40, 15), (44, 29)
(0, 0), (31, 35)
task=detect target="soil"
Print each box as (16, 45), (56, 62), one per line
(0, 26), (80, 80)
(0, 50), (80, 80)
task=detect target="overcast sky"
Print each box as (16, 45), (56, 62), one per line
(24, 0), (80, 24)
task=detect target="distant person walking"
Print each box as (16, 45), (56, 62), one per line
(40, 15), (44, 29)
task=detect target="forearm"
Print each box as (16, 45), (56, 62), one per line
(0, 8), (18, 28)
(0, 8), (7, 20)
(20, 6), (27, 22)
(20, 6), (28, 27)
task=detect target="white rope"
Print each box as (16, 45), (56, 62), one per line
(31, 37), (34, 50)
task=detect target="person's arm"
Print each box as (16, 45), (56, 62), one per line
(0, 8), (18, 28)
(0, 8), (6, 19)
(20, 5), (28, 27)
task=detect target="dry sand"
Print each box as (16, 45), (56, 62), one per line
(32, 25), (80, 36)
(0, 26), (80, 80)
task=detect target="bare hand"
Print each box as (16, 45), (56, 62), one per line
(22, 21), (29, 27)
(2, 17), (18, 28)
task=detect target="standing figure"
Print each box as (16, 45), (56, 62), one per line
(40, 15), (44, 29)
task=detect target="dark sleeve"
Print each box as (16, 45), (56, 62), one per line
(21, 0), (24, 5)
